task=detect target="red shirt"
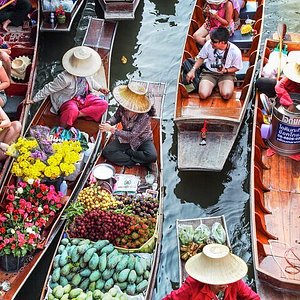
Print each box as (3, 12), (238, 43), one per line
(275, 76), (300, 106)
(163, 277), (260, 300)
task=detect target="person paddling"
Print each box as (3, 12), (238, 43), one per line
(163, 243), (260, 300)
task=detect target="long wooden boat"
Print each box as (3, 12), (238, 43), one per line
(174, 0), (264, 171)
(40, 0), (86, 32)
(0, 18), (117, 300)
(176, 215), (231, 285)
(250, 37), (300, 299)
(39, 80), (166, 300)
(95, 0), (141, 20)
(0, 0), (40, 189)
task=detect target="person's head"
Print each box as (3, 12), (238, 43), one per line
(113, 82), (154, 115)
(210, 27), (230, 50)
(62, 46), (102, 77)
(185, 244), (248, 291)
(283, 58), (300, 84)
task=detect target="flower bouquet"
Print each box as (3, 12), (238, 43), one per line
(0, 180), (64, 271)
(6, 135), (82, 182)
(55, 5), (66, 24)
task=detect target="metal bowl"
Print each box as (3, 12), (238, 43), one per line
(91, 163), (116, 180)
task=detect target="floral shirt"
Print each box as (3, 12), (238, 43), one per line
(163, 277), (260, 300)
(107, 106), (153, 151)
(275, 76), (300, 106)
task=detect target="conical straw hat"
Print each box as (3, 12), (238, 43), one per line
(62, 46), (102, 77)
(206, 0), (227, 5)
(113, 82), (152, 113)
(283, 58), (300, 83)
(185, 244), (248, 285)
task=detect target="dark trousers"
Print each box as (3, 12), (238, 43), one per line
(255, 77), (277, 98)
(102, 138), (157, 167)
(0, 0), (32, 26)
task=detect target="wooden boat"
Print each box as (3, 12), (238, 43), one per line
(39, 79), (166, 300)
(95, 0), (141, 20)
(0, 18), (117, 300)
(174, 0), (264, 171)
(250, 37), (300, 298)
(176, 215), (231, 285)
(40, 0), (86, 32)
(0, 0), (40, 189)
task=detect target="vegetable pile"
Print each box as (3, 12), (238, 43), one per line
(47, 238), (151, 299)
(179, 222), (227, 261)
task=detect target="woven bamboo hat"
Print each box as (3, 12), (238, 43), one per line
(62, 46), (102, 77)
(283, 58), (300, 83)
(206, 0), (227, 5)
(113, 82), (152, 113)
(185, 244), (248, 285)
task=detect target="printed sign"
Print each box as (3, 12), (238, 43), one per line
(276, 123), (300, 144)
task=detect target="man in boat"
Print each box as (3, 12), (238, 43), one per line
(163, 243), (260, 300)
(99, 82), (157, 170)
(256, 58), (300, 111)
(187, 26), (242, 100)
(30, 46), (109, 128)
(0, 0), (32, 32)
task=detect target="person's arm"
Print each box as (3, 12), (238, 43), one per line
(186, 57), (204, 83)
(224, 46), (243, 73)
(32, 72), (70, 103)
(0, 66), (10, 90)
(163, 277), (195, 300)
(275, 77), (293, 106)
(236, 280), (261, 300)
(0, 107), (11, 129)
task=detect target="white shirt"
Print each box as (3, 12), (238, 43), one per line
(197, 40), (243, 73)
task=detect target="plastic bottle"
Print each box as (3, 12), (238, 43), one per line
(60, 180), (68, 195)
(50, 12), (55, 28)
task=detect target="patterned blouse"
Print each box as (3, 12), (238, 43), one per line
(107, 106), (153, 150)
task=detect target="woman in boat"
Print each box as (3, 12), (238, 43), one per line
(0, 0), (32, 32)
(0, 106), (21, 161)
(0, 60), (10, 107)
(256, 58), (300, 111)
(0, 35), (11, 78)
(193, 0), (234, 47)
(31, 46), (109, 128)
(99, 82), (157, 169)
(163, 244), (260, 300)
(187, 26), (242, 100)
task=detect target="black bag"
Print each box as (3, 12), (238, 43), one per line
(181, 58), (202, 92)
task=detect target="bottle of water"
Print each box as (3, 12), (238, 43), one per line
(60, 180), (68, 195)
(50, 12), (55, 28)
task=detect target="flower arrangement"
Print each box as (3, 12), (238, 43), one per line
(55, 4), (65, 16)
(7, 137), (82, 181)
(0, 179), (64, 257)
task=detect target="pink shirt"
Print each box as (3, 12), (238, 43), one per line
(275, 76), (300, 106)
(163, 277), (260, 300)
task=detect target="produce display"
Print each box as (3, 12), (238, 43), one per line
(179, 222), (227, 261)
(47, 238), (151, 299)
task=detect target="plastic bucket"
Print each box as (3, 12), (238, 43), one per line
(267, 94), (300, 155)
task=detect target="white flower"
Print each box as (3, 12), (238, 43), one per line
(37, 207), (43, 212)
(27, 178), (34, 184)
(26, 227), (33, 234)
(10, 229), (15, 234)
(17, 187), (23, 194)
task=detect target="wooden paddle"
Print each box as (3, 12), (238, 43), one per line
(277, 23), (287, 81)
(0, 0), (15, 11)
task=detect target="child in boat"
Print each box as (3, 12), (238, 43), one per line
(31, 46), (109, 128)
(256, 58), (300, 111)
(230, 0), (247, 30)
(193, 0), (234, 47)
(187, 26), (242, 100)
(163, 244), (260, 300)
(99, 82), (157, 169)
(0, 106), (21, 161)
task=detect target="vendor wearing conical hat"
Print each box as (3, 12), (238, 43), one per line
(99, 82), (157, 168)
(163, 244), (260, 300)
(31, 46), (109, 128)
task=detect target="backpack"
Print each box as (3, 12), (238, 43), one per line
(181, 58), (202, 92)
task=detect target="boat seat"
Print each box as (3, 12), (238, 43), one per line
(239, 1), (257, 20)
(229, 30), (253, 51)
(3, 95), (23, 121)
(236, 60), (249, 81)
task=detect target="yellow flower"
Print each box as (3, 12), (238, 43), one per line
(241, 24), (252, 35)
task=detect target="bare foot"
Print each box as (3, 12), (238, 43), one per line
(2, 20), (11, 32)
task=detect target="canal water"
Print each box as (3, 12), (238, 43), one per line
(16, 0), (300, 299)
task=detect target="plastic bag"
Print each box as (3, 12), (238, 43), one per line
(211, 222), (226, 244)
(178, 224), (194, 245)
(193, 223), (210, 244)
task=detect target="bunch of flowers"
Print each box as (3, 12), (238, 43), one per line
(55, 5), (65, 16)
(7, 137), (82, 181)
(0, 179), (64, 257)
